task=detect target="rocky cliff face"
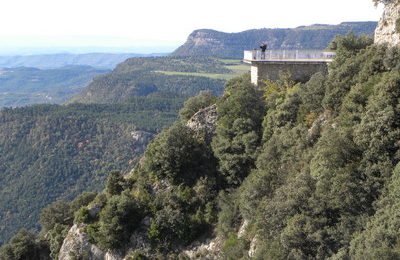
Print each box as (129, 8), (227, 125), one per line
(375, 1), (400, 46)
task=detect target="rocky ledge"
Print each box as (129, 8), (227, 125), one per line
(375, 0), (400, 46)
(186, 104), (218, 143)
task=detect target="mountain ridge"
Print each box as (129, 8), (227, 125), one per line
(171, 21), (378, 57)
(0, 53), (168, 70)
(0, 65), (108, 107)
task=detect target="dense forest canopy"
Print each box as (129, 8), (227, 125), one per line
(0, 99), (181, 245)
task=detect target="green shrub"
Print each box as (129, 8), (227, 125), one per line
(0, 229), (47, 260)
(222, 233), (249, 260)
(128, 250), (148, 260)
(143, 122), (216, 186)
(179, 90), (216, 121)
(74, 207), (91, 224)
(95, 191), (143, 249)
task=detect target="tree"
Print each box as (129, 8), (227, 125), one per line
(299, 72), (326, 114)
(39, 201), (72, 232)
(105, 171), (125, 196)
(143, 122), (216, 186)
(95, 191), (143, 249)
(147, 205), (192, 250)
(354, 71), (400, 199)
(323, 34), (376, 112)
(212, 74), (266, 186)
(0, 229), (48, 260)
(179, 90), (216, 121)
(349, 163), (400, 259)
(39, 192), (97, 232)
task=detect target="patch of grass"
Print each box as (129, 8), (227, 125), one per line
(219, 59), (242, 64)
(154, 62), (250, 81)
(154, 71), (237, 80)
(226, 64), (250, 74)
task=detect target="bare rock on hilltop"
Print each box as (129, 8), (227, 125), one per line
(375, 1), (400, 46)
(186, 104), (218, 143)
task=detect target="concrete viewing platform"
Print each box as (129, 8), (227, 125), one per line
(243, 50), (336, 85)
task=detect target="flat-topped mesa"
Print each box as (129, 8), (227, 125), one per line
(375, 0), (400, 46)
(243, 50), (336, 85)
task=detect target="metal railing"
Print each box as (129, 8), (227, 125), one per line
(244, 50), (336, 62)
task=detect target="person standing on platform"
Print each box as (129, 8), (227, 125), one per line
(260, 43), (267, 59)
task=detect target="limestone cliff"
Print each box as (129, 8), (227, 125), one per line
(375, 0), (400, 46)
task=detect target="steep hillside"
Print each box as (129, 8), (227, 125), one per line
(69, 57), (236, 104)
(57, 35), (400, 259)
(0, 56), (244, 244)
(0, 99), (181, 245)
(0, 66), (108, 107)
(171, 22), (377, 58)
(0, 53), (167, 70)
(6, 32), (400, 259)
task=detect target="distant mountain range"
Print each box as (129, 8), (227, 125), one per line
(0, 53), (168, 69)
(171, 22), (378, 58)
(0, 65), (108, 107)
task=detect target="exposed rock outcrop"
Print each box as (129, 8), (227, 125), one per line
(58, 224), (106, 260)
(248, 235), (260, 258)
(186, 104), (218, 143)
(128, 131), (154, 166)
(58, 218), (152, 260)
(130, 131), (153, 144)
(307, 110), (333, 139)
(182, 236), (222, 260)
(375, 0), (400, 46)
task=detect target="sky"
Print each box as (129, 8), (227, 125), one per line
(0, 0), (384, 54)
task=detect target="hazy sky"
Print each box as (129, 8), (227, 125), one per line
(0, 0), (384, 53)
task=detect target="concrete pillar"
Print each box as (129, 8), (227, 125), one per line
(250, 65), (258, 85)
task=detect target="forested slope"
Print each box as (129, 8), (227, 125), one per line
(0, 66), (108, 107)
(4, 33), (400, 259)
(0, 56), (244, 246)
(0, 99), (181, 245)
(69, 57), (230, 104)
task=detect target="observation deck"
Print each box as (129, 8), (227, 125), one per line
(243, 50), (336, 85)
(243, 50), (336, 63)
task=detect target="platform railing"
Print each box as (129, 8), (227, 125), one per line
(244, 50), (336, 61)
